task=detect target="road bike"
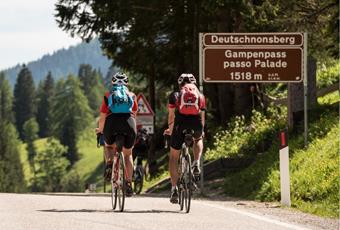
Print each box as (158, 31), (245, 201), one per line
(133, 155), (144, 194)
(97, 133), (127, 212)
(165, 130), (196, 213)
(132, 128), (149, 194)
(178, 129), (195, 213)
(110, 134), (126, 212)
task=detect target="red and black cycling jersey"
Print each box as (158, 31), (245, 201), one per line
(99, 91), (138, 117)
(167, 90), (206, 112)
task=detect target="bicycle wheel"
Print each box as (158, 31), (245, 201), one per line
(179, 182), (184, 210)
(178, 156), (184, 210)
(117, 152), (126, 212)
(111, 152), (126, 211)
(111, 156), (118, 210)
(103, 153), (106, 193)
(133, 167), (144, 194)
(184, 154), (192, 213)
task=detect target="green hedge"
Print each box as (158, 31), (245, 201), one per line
(223, 105), (339, 217)
(206, 106), (286, 160)
(317, 60), (339, 89)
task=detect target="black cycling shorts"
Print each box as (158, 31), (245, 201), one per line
(103, 113), (137, 149)
(170, 115), (203, 150)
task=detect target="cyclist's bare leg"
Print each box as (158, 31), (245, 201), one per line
(104, 144), (116, 164)
(122, 147), (133, 182)
(193, 137), (203, 163)
(169, 147), (180, 187)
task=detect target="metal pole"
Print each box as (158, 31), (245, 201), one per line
(303, 33), (308, 147)
(199, 33), (204, 194)
(199, 33), (203, 92)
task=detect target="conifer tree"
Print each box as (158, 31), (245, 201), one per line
(78, 64), (105, 116)
(31, 138), (69, 192)
(36, 72), (55, 137)
(23, 118), (39, 173)
(51, 75), (92, 165)
(0, 121), (26, 192)
(0, 72), (14, 123)
(0, 73), (26, 192)
(13, 65), (36, 139)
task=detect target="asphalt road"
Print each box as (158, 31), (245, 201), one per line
(0, 193), (312, 230)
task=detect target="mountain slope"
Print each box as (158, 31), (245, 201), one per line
(2, 39), (111, 86)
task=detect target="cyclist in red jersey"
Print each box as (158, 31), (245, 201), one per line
(164, 73), (206, 203)
(96, 73), (138, 197)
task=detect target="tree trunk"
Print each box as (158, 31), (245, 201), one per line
(214, 9), (236, 124)
(215, 8), (253, 122)
(233, 84), (252, 116)
(147, 63), (157, 177)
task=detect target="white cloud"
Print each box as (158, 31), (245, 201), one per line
(0, 0), (82, 69)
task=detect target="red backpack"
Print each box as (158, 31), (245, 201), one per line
(177, 83), (201, 115)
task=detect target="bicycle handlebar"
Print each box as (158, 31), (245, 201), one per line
(96, 133), (104, 148)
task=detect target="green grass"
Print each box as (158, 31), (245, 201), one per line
(19, 138), (48, 187)
(289, 126), (339, 217)
(73, 127), (103, 190)
(222, 101), (339, 218)
(318, 91), (339, 105)
(19, 128), (104, 191)
(19, 126), (169, 193)
(317, 60), (340, 89)
(206, 107), (286, 161)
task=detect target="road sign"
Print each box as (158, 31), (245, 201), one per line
(203, 33), (303, 46)
(137, 93), (154, 115)
(136, 93), (154, 134)
(200, 33), (304, 83)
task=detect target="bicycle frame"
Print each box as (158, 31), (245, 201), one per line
(111, 134), (127, 212)
(178, 130), (194, 213)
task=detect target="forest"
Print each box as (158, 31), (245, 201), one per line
(0, 0), (338, 217)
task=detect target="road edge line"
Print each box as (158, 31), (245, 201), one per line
(199, 202), (310, 230)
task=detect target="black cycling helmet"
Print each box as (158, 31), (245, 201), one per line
(112, 72), (128, 85)
(177, 73), (196, 85)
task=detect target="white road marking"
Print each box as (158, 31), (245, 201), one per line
(199, 202), (310, 230)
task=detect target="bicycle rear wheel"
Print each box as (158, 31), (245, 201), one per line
(178, 156), (184, 211)
(111, 156), (118, 210)
(184, 154), (192, 213)
(133, 167), (144, 194)
(112, 152), (126, 212)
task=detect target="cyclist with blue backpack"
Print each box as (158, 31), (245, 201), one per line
(164, 73), (206, 203)
(96, 73), (138, 197)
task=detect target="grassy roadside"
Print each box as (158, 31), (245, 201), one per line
(221, 94), (339, 218)
(19, 138), (48, 187)
(73, 127), (103, 190)
(19, 128), (103, 191)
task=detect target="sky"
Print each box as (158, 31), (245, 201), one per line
(0, 0), (81, 70)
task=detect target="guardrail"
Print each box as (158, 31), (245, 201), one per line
(262, 82), (339, 106)
(144, 156), (254, 194)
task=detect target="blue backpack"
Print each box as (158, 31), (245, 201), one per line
(107, 85), (133, 113)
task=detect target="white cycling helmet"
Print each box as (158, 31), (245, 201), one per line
(112, 72), (128, 85)
(178, 73), (196, 85)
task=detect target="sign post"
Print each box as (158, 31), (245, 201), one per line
(199, 33), (204, 194)
(303, 33), (308, 147)
(199, 32), (306, 206)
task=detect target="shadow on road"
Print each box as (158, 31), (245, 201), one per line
(122, 209), (181, 214)
(38, 209), (181, 214)
(38, 209), (113, 213)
